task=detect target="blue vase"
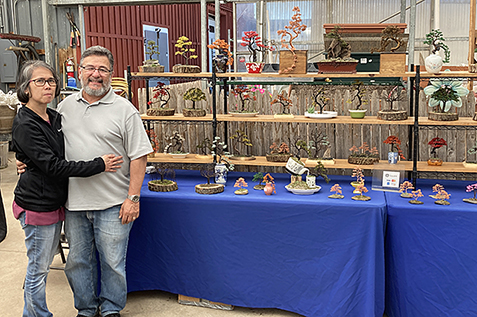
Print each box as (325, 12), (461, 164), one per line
(388, 152), (399, 164)
(214, 163), (228, 185)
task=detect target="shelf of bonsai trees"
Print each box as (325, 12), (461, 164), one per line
(141, 114), (214, 121)
(214, 72), (417, 79)
(216, 114), (414, 125)
(131, 72), (213, 78)
(147, 153), (213, 164)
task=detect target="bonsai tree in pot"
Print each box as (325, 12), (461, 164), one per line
(266, 141), (291, 162)
(164, 131), (188, 157)
(146, 82), (173, 116)
(241, 31), (274, 73)
(141, 39), (164, 73)
(424, 76), (469, 121)
(383, 135), (406, 164)
(173, 36), (199, 73)
(234, 177), (249, 195)
(277, 6), (308, 74)
(348, 142), (379, 165)
(428, 137), (447, 166)
(229, 130), (255, 160)
(147, 163), (178, 192)
(183, 87), (207, 117)
(207, 39), (233, 73)
(195, 163), (225, 195)
(378, 85), (408, 121)
(464, 183), (477, 204)
(306, 87), (332, 116)
(347, 80), (368, 119)
(317, 26), (358, 74)
(423, 29), (450, 74)
(328, 184), (344, 199)
(271, 91), (294, 118)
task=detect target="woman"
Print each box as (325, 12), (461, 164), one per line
(12, 60), (122, 317)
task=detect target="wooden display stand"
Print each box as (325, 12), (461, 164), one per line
(279, 50), (307, 74)
(379, 53), (406, 74)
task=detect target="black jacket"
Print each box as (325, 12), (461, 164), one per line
(12, 106), (105, 212)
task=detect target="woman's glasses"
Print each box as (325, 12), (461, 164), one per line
(30, 78), (57, 87)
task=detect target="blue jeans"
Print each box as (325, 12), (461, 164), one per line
(19, 212), (62, 317)
(64, 205), (132, 316)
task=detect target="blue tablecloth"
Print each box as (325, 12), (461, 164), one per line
(385, 179), (477, 317)
(126, 171), (386, 317)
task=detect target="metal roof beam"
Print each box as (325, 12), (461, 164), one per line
(47, 0), (217, 6)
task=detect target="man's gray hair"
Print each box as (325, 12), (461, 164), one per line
(80, 45), (114, 70)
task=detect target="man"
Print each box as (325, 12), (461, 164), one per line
(59, 46), (152, 317)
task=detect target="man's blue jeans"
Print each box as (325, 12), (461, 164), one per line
(19, 212), (62, 317)
(64, 205), (132, 316)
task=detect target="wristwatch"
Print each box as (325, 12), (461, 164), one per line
(127, 194), (140, 203)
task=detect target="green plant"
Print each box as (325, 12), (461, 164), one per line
(144, 39), (160, 66)
(183, 88), (206, 110)
(424, 78), (469, 113)
(311, 161), (330, 183)
(175, 36), (198, 65)
(424, 29), (450, 63)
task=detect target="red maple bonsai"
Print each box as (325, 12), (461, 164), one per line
(383, 135), (406, 160)
(241, 31), (274, 63)
(428, 137), (447, 158)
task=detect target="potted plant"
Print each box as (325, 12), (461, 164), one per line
(348, 142), (379, 165)
(241, 31), (274, 73)
(252, 172), (265, 190)
(263, 173), (276, 195)
(207, 39), (233, 73)
(229, 85), (259, 116)
(428, 137), (447, 166)
(423, 29), (450, 74)
(377, 85), (408, 121)
(195, 163), (224, 195)
(229, 129), (255, 160)
(399, 181), (414, 198)
(371, 25), (407, 74)
(317, 26), (358, 74)
(306, 131), (334, 165)
(277, 6), (308, 74)
(305, 87), (336, 119)
(347, 80), (368, 119)
(424, 76), (469, 121)
(383, 135), (406, 164)
(146, 82), (174, 116)
(211, 136), (234, 185)
(266, 141), (291, 162)
(434, 188), (451, 205)
(140, 39), (164, 73)
(351, 183), (370, 201)
(147, 163), (178, 192)
(464, 140), (477, 168)
(464, 183), (477, 204)
(173, 36), (200, 73)
(196, 137), (213, 159)
(234, 177), (249, 195)
(271, 91), (294, 118)
(183, 87), (207, 117)
(164, 131), (188, 158)
(409, 189), (424, 205)
(285, 140), (310, 178)
(328, 184), (344, 199)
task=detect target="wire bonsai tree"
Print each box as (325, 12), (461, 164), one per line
(307, 87), (330, 114)
(231, 86), (257, 113)
(146, 82), (173, 116)
(147, 163), (178, 192)
(324, 26), (352, 60)
(348, 80), (368, 111)
(430, 184), (444, 199)
(175, 36), (198, 65)
(424, 29), (450, 63)
(292, 139), (311, 160)
(234, 177), (249, 195)
(195, 163), (225, 195)
(310, 161), (330, 184)
(211, 136), (234, 171)
(277, 6), (307, 74)
(434, 188), (451, 205)
(424, 77), (469, 120)
(371, 25), (407, 53)
(146, 129), (159, 155)
(164, 131), (186, 154)
(409, 189), (424, 204)
(308, 131), (332, 161)
(144, 39), (160, 67)
(351, 166), (365, 186)
(229, 130), (253, 157)
(196, 137), (212, 156)
(348, 142), (379, 165)
(328, 184), (344, 199)
(183, 87), (207, 117)
(252, 172), (265, 190)
(266, 141), (291, 162)
(241, 31), (274, 63)
(428, 137), (447, 162)
(385, 86), (406, 112)
(207, 39), (233, 72)
(399, 181), (414, 198)
(466, 140), (477, 164)
(271, 91), (293, 115)
(352, 183), (370, 201)
(383, 135), (406, 160)
(464, 183), (477, 204)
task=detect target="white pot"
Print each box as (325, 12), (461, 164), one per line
(285, 157), (309, 175)
(425, 54), (443, 74)
(214, 163), (228, 185)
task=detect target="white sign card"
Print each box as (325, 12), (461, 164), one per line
(382, 171), (400, 189)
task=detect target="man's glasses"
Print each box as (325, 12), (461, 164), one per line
(30, 78), (57, 87)
(80, 65), (112, 75)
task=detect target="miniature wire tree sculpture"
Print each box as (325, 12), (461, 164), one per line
(175, 36), (198, 65)
(266, 141), (291, 162)
(148, 82), (171, 109)
(277, 6), (307, 74)
(200, 169), (216, 185)
(196, 137), (212, 156)
(195, 163), (224, 195)
(308, 87), (330, 114)
(384, 86), (406, 112)
(428, 137), (447, 160)
(464, 183), (477, 204)
(399, 181), (414, 198)
(146, 129), (159, 154)
(348, 142), (379, 165)
(164, 131), (186, 154)
(271, 91), (293, 115)
(352, 166), (365, 185)
(424, 29), (450, 63)
(183, 88), (206, 110)
(424, 78), (468, 115)
(325, 26), (351, 59)
(348, 80), (368, 111)
(229, 130), (253, 157)
(309, 131), (331, 159)
(234, 177), (249, 195)
(241, 31), (274, 63)
(311, 161), (330, 184)
(231, 86), (257, 113)
(144, 39), (160, 64)
(148, 163), (178, 192)
(292, 139), (311, 160)
(383, 136), (406, 160)
(352, 183), (370, 201)
(211, 136), (234, 171)
(371, 25), (407, 53)
(151, 163), (176, 183)
(207, 39), (233, 72)
(263, 173), (276, 194)
(429, 184), (444, 199)
(409, 189), (424, 204)
(434, 188), (451, 205)
(328, 184), (344, 199)
(466, 141), (477, 163)
(252, 172), (265, 190)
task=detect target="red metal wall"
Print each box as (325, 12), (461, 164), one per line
(83, 3), (233, 107)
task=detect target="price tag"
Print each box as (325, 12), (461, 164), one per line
(382, 171), (400, 189)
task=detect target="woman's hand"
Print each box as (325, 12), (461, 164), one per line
(101, 154), (123, 172)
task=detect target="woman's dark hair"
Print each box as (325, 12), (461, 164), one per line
(16, 60), (61, 104)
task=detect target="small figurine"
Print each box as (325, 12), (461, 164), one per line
(409, 189), (424, 205)
(252, 172), (265, 190)
(351, 183), (371, 201)
(434, 188), (450, 205)
(463, 183), (477, 204)
(328, 184), (344, 199)
(351, 166), (365, 194)
(429, 184), (444, 199)
(263, 173), (276, 195)
(399, 181), (414, 198)
(234, 178), (249, 195)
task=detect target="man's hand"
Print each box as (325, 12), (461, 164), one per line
(119, 199), (139, 224)
(16, 160), (26, 174)
(101, 154), (123, 172)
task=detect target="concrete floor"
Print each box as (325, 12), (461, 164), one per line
(0, 151), (302, 317)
